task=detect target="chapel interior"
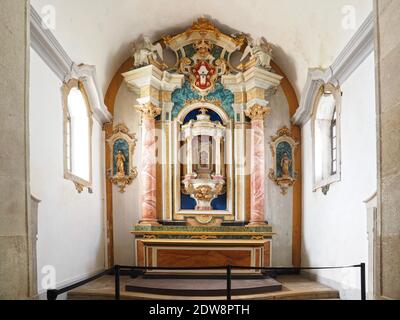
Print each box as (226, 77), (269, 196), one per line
(1, 0), (400, 300)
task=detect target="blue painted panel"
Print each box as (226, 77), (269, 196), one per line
(181, 192), (227, 211)
(211, 193), (227, 211)
(171, 81), (201, 119)
(206, 82), (235, 118)
(183, 108), (222, 124)
(181, 193), (197, 210)
(171, 80), (235, 119)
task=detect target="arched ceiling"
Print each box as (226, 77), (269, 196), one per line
(31, 0), (372, 99)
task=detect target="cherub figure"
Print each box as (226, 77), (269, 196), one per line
(132, 37), (163, 67)
(240, 37), (273, 70)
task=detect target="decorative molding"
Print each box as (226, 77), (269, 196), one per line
(293, 12), (374, 126)
(30, 5), (72, 81)
(30, 5), (112, 124)
(73, 64), (113, 124)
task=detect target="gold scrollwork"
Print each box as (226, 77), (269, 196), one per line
(245, 104), (271, 121)
(143, 235), (158, 240)
(135, 103), (162, 120)
(191, 235), (218, 240)
(251, 236), (265, 240)
(74, 182), (84, 194)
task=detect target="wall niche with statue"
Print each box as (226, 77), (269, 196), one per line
(107, 124), (138, 193)
(269, 127), (299, 195)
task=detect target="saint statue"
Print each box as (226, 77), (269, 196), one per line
(280, 153), (292, 178)
(116, 150), (126, 177)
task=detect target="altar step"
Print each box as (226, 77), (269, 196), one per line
(67, 275), (340, 300)
(126, 277), (282, 297)
(140, 272), (271, 280)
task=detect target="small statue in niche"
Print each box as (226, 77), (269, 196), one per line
(107, 124), (138, 193)
(116, 150), (126, 178)
(269, 127), (299, 195)
(280, 152), (292, 179)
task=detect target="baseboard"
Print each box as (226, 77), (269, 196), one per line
(301, 270), (362, 300)
(37, 267), (107, 299)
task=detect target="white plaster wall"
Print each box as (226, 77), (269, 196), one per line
(29, 49), (106, 293)
(112, 84), (142, 265)
(301, 53), (377, 299)
(265, 87), (293, 267)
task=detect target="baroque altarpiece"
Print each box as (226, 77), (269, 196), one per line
(107, 19), (300, 271)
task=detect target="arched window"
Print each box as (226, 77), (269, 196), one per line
(312, 83), (341, 192)
(62, 79), (93, 192)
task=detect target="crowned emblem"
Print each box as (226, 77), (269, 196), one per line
(178, 38), (227, 96)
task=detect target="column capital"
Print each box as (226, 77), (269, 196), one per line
(136, 103), (161, 120)
(245, 104), (271, 121)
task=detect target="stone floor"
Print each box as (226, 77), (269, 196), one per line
(67, 275), (340, 300)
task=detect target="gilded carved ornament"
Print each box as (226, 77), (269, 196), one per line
(107, 124), (138, 193)
(244, 104), (271, 121)
(268, 127), (299, 195)
(135, 103), (162, 120)
(163, 18), (246, 48)
(73, 182), (84, 194)
(183, 98), (222, 109)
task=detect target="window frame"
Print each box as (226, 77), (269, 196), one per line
(330, 107), (338, 175)
(311, 83), (342, 192)
(62, 78), (94, 192)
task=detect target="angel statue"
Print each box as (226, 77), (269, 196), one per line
(132, 37), (163, 68)
(240, 37), (273, 70)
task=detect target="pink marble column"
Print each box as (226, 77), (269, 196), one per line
(137, 103), (161, 226)
(246, 104), (271, 226)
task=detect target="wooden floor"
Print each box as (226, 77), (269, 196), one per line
(68, 275), (340, 300)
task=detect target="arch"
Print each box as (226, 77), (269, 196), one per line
(176, 102), (230, 125)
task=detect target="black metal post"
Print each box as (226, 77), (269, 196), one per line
(360, 263), (366, 301)
(226, 265), (232, 301)
(47, 290), (58, 301)
(115, 265), (121, 300)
